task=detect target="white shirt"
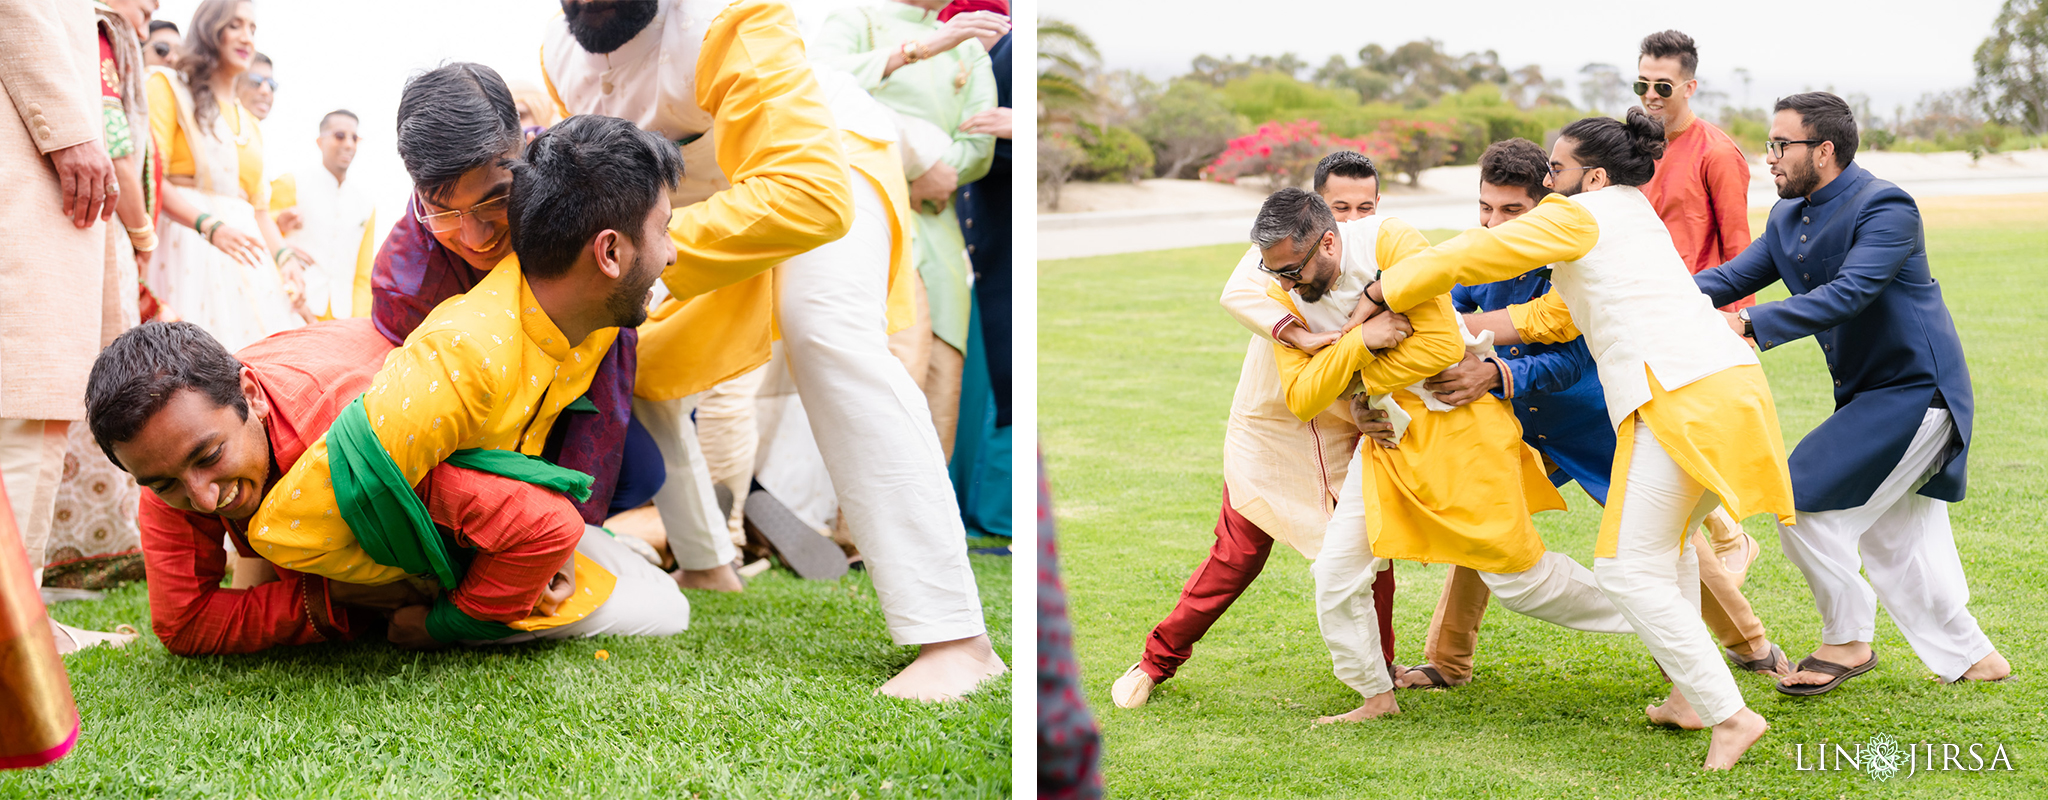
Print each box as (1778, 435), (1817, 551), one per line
(283, 167), (373, 318)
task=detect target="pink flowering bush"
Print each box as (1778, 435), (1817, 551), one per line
(1201, 121), (1397, 191)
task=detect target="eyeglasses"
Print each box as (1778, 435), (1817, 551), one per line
(245, 75), (278, 92)
(1548, 164), (1598, 178)
(1632, 80), (1681, 98)
(414, 193), (509, 234)
(326, 131), (360, 144)
(1765, 139), (1825, 159)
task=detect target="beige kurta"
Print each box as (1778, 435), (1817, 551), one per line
(1217, 247), (1359, 558)
(0, 0), (108, 421)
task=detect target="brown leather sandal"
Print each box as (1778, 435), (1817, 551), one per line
(1725, 642), (1791, 675)
(1775, 651), (1879, 696)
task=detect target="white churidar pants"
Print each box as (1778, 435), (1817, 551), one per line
(635, 392), (739, 572)
(1314, 445), (1631, 700)
(485, 526), (692, 644)
(1593, 418), (1744, 727)
(643, 176), (983, 646)
(1776, 408), (1992, 681)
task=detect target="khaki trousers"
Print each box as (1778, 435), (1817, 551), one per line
(1425, 511), (1768, 682)
(0, 419), (70, 584)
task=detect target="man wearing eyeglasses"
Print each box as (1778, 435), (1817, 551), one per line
(1694, 91), (2007, 694)
(1112, 153), (1406, 709)
(1635, 30), (1755, 312)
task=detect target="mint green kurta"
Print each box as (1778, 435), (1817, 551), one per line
(813, 2), (996, 352)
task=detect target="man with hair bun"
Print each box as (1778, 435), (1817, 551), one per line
(1695, 91), (2007, 695)
(1361, 109), (1797, 769)
(1636, 29), (1757, 311)
(1397, 137), (1790, 690)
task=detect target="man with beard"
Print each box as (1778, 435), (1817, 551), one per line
(1695, 92), (2008, 692)
(1398, 139), (1790, 690)
(542, 0), (1005, 700)
(90, 319), (691, 654)
(1362, 109), (1795, 769)
(1260, 188), (1639, 727)
(368, 63), (676, 589)
(1111, 153), (1404, 709)
(230, 115), (689, 647)
(1635, 30), (1756, 311)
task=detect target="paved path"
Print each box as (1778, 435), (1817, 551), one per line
(1040, 153), (2048, 260)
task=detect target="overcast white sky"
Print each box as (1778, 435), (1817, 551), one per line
(1038, 0), (2005, 124)
(152, 0), (871, 244)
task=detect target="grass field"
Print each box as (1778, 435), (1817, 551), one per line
(2, 547), (1012, 799)
(1040, 194), (2048, 798)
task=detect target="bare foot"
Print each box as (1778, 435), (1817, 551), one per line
(1703, 708), (1769, 770)
(1315, 690), (1401, 723)
(1958, 650), (2011, 682)
(672, 564), (745, 592)
(1781, 641), (1872, 687)
(877, 634), (1007, 702)
(1646, 685), (1705, 730)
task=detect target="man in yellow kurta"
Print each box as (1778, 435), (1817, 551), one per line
(1359, 111), (1796, 770)
(540, 0), (1002, 701)
(242, 115), (686, 646)
(1254, 189), (1635, 725)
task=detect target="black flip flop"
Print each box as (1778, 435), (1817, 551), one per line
(1726, 642), (1791, 675)
(1393, 663), (1466, 689)
(742, 488), (848, 581)
(1775, 651), (1879, 696)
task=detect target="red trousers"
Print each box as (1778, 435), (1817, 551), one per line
(1141, 487), (1395, 682)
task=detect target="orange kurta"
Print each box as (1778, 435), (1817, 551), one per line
(1641, 118), (1755, 310)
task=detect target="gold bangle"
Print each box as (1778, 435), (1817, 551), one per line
(127, 227), (158, 252)
(901, 39), (924, 64)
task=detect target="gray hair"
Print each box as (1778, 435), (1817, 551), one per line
(1251, 188), (1336, 251)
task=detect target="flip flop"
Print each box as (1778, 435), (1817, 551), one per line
(54, 622), (140, 655)
(1726, 642), (1791, 675)
(1775, 651), (1879, 696)
(742, 488), (848, 581)
(1393, 663), (1467, 689)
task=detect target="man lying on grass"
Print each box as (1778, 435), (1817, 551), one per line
(86, 319), (690, 655)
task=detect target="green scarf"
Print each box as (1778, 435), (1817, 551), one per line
(326, 395), (594, 641)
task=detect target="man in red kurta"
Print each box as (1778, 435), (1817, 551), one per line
(91, 320), (594, 655)
(1635, 30), (1756, 311)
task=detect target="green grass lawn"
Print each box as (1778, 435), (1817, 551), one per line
(3, 546), (1011, 799)
(1040, 195), (2048, 799)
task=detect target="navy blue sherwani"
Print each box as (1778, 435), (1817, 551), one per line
(1453, 270), (1618, 504)
(1694, 162), (1972, 513)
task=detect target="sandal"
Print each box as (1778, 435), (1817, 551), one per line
(1393, 663), (1467, 689)
(1725, 642), (1790, 675)
(1775, 651), (1879, 696)
(53, 622), (140, 655)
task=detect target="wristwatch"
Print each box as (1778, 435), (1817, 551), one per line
(1738, 308), (1754, 338)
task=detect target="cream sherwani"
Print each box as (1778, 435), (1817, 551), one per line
(1216, 248), (1359, 557)
(0, 0), (109, 579)
(543, 0), (983, 645)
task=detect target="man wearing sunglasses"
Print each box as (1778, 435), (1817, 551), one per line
(1694, 92), (2007, 694)
(1635, 30), (1756, 312)
(271, 110), (372, 320)
(1112, 153), (1406, 709)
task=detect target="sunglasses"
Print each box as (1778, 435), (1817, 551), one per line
(1632, 80), (1681, 98)
(151, 41), (172, 58)
(245, 75), (278, 91)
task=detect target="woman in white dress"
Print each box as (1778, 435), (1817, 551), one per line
(144, 0), (309, 352)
